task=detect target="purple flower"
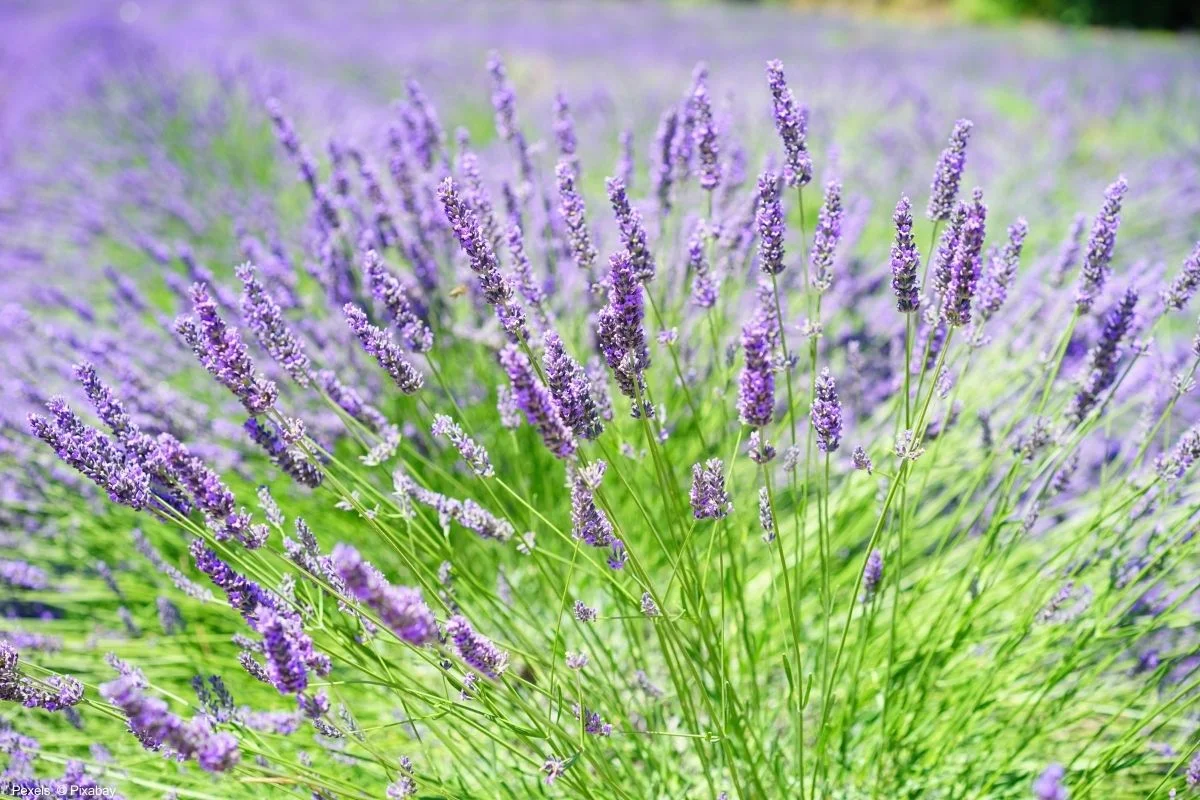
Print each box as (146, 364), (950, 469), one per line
(568, 462), (625, 569)
(810, 368), (843, 453)
(256, 604), (309, 694)
(765, 59), (812, 188)
(738, 317), (775, 428)
(692, 81), (720, 192)
(553, 91), (578, 168)
(431, 415), (493, 477)
(1032, 764), (1068, 800)
(1156, 424), (1200, 481)
(395, 473), (515, 541)
(330, 544), (437, 645)
(573, 601), (597, 623)
(690, 459), (731, 520)
(1050, 213), (1087, 288)
(616, 129), (634, 190)
(926, 119), (973, 222)
(236, 263), (311, 386)
(344, 304), (424, 394)
(688, 220), (718, 309)
(0, 642), (83, 712)
(176, 283), (278, 415)
(1075, 176), (1128, 313)
(266, 98), (318, 195)
(544, 331), (603, 440)
(159, 434), (256, 546)
(0, 560), (47, 591)
(653, 107), (678, 214)
(810, 180), (844, 292)
(1066, 288), (1137, 426)
(756, 170), (785, 275)
(941, 189), (988, 327)
(862, 550), (884, 601)
(244, 418), (323, 489)
(1160, 241), (1200, 311)
(486, 52), (518, 143)
(498, 344), (576, 458)
(606, 177), (655, 283)
(640, 592), (660, 618)
(890, 196), (921, 313)
(597, 251), (652, 417)
(363, 250), (433, 353)
(976, 218), (1029, 323)
(445, 615), (508, 679)
(556, 160), (597, 272)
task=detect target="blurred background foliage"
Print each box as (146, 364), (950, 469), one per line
(711, 0), (1200, 29)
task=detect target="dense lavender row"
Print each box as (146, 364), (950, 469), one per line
(2, 2), (1200, 799)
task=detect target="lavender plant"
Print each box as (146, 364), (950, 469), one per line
(1, 4), (1200, 799)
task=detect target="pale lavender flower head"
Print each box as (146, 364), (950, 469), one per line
(606, 177), (655, 282)
(552, 91), (578, 167)
(976, 218), (1028, 323)
(692, 82), (720, 192)
(330, 544), (436, 645)
(688, 220), (718, 309)
(852, 447), (873, 473)
(1050, 213), (1087, 288)
(344, 304), (424, 394)
(640, 592), (660, 618)
(810, 180), (844, 293)
(363, 250), (433, 353)
(862, 550), (883, 601)
(1160, 241), (1200, 312)
(556, 160), (597, 272)
(890, 195), (921, 313)
(653, 107), (678, 214)
(927, 119), (973, 222)
(756, 170), (785, 275)
(573, 601), (597, 623)
(810, 368), (843, 453)
(690, 459), (731, 520)
(616, 129), (634, 190)
(256, 604), (309, 694)
(765, 59), (812, 188)
(1032, 764), (1068, 800)
(758, 487), (775, 543)
(498, 344), (576, 458)
(1075, 176), (1128, 313)
(236, 263), (311, 385)
(431, 415), (493, 477)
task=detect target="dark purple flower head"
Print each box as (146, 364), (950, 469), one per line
(243, 418), (323, 489)
(597, 251), (652, 417)
(556, 160), (597, 272)
(568, 462), (623, 568)
(810, 180), (844, 292)
(446, 615), (508, 679)
(852, 447), (873, 473)
(606, 177), (655, 282)
(544, 331), (603, 440)
(0, 642), (83, 712)
(1160, 241), (1200, 312)
(256, 604), (309, 694)
(738, 316), (775, 428)
(159, 434), (256, 546)
(890, 195), (921, 312)
(690, 459), (731, 520)
(927, 119), (973, 222)
(498, 344), (576, 458)
(1075, 176), (1128, 313)
(344, 304), (424, 394)
(756, 170), (785, 275)
(941, 188), (987, 327)
(765, 59), (812, 188)
(1067, 287), (1138, 426)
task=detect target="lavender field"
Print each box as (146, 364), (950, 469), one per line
(2, 1), (1200, 797)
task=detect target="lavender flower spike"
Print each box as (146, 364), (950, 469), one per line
(810, 368), (843, 453)
(331, 544), (437, 645)
(926, 119), (973, 222)
(439, 176), (527, 341)
(765, 59), (812, 188)
(363, 250), (433, 353)
(1066, 288), (1137, 425)
(810, 180), (844, 293)
(692, 81), (720, 192)
(941, 188), (988, 327)
(738, 317), (775, 428)
(653, 107), (678, 215)
(344, 304), (424, 394)
(597, 251), (652, 417)
(976, 217), (1029, 323)
(236, 263), (311, 386)
(606, 177), (655, 282)
(431, 414), (494, 477)
(544, 331), (603, 440)
(556, 160), (597, 272)
(446, 616), (509, 679)
(890, 195), (921, 312)
(1160, 240), (1200, 311)
(176, 283), (278, 415)
(756, 170), (785, 275)
(498, 344), (576, 458)
(688, 220), (718, 309)
(862, 550), (884, 601)
(690, 459), (732, 520)
(1075, 176), (1128, 313)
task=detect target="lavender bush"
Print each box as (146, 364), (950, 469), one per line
(1, 2), (1200, 798)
